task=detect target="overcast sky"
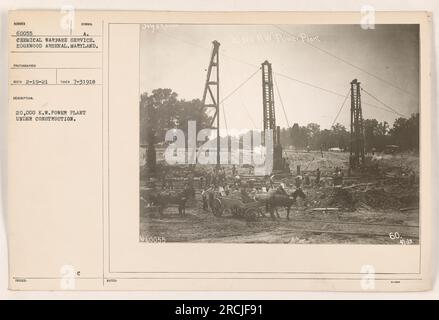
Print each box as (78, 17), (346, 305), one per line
(140, 24), (419, 133)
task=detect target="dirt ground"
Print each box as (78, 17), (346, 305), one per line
(139, 150), (419, 244)
(140, 203), (418, 244)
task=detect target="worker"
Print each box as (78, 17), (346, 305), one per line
(201, 188), (209, 211)
(333, 167), (344, 186)
(218, 185), (226, 196)
(315, 168), (321, 185)
(241, 186), (251, 203)
(269, 174), (275, 189)
(292, 175), (306, 201)
(338, 167), (344, 185)
(332, 167), (339, 186)
(234, 175), (241, 187)
(207, 185), (215, 212)
(224, 184), (230, 196)
(231, 187), (241, 199)
(275, 183), (289, 196)
(232, 164), (237, 177)
(199, 175), (204, 189)
(304, 173), (310, 186)
(295, 175), (303, 189)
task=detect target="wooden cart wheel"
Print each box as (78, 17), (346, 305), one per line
(223, 208), (232, 216)
(244, 208), (257, 221)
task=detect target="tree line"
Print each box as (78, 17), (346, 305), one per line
(141, 88), (419, 152)
(280, 113), (419, 152)
(140, 88), (211, 147)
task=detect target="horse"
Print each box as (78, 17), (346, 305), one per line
(154, 186), (193, 217)
(266, 194), (297, 220)
(140, 188), (160, 207)
(255, 190), (300, 220)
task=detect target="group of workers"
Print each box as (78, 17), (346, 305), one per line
(200, 167), (313, 212)
(157, 164), (348, 213)
(200, 166), (228, 189)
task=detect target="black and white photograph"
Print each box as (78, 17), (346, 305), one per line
(139, 24), (420, 244)
(3, 6), (435, 295)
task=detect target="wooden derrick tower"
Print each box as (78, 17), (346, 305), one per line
(201, 40), (221, 166)
(350, 79), (365, 169)
(262, 60), (285, 172)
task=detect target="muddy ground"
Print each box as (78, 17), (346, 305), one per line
(140, 196), (419, 244)
(139, 150), (419, 244)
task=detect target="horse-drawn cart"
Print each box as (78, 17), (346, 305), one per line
(210, 196), (264, 221)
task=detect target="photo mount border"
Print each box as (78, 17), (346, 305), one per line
(105, 21), (423, 281)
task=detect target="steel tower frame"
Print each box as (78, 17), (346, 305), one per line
(350, 79), (365, 168)
(201, 40), (221, 166)
(261, 60), (278, 145)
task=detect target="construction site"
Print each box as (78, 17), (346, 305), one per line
(139, 27), (419, 244)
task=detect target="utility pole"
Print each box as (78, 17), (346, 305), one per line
(201, 40), (221, 167)
(350, 79), (365, 169)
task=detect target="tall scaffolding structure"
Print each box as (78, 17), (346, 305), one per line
(262, 60), (284, 172)
(262, 60), (277, 145)
(201, 40), (221, 166)
(350, 79), (365, 169)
